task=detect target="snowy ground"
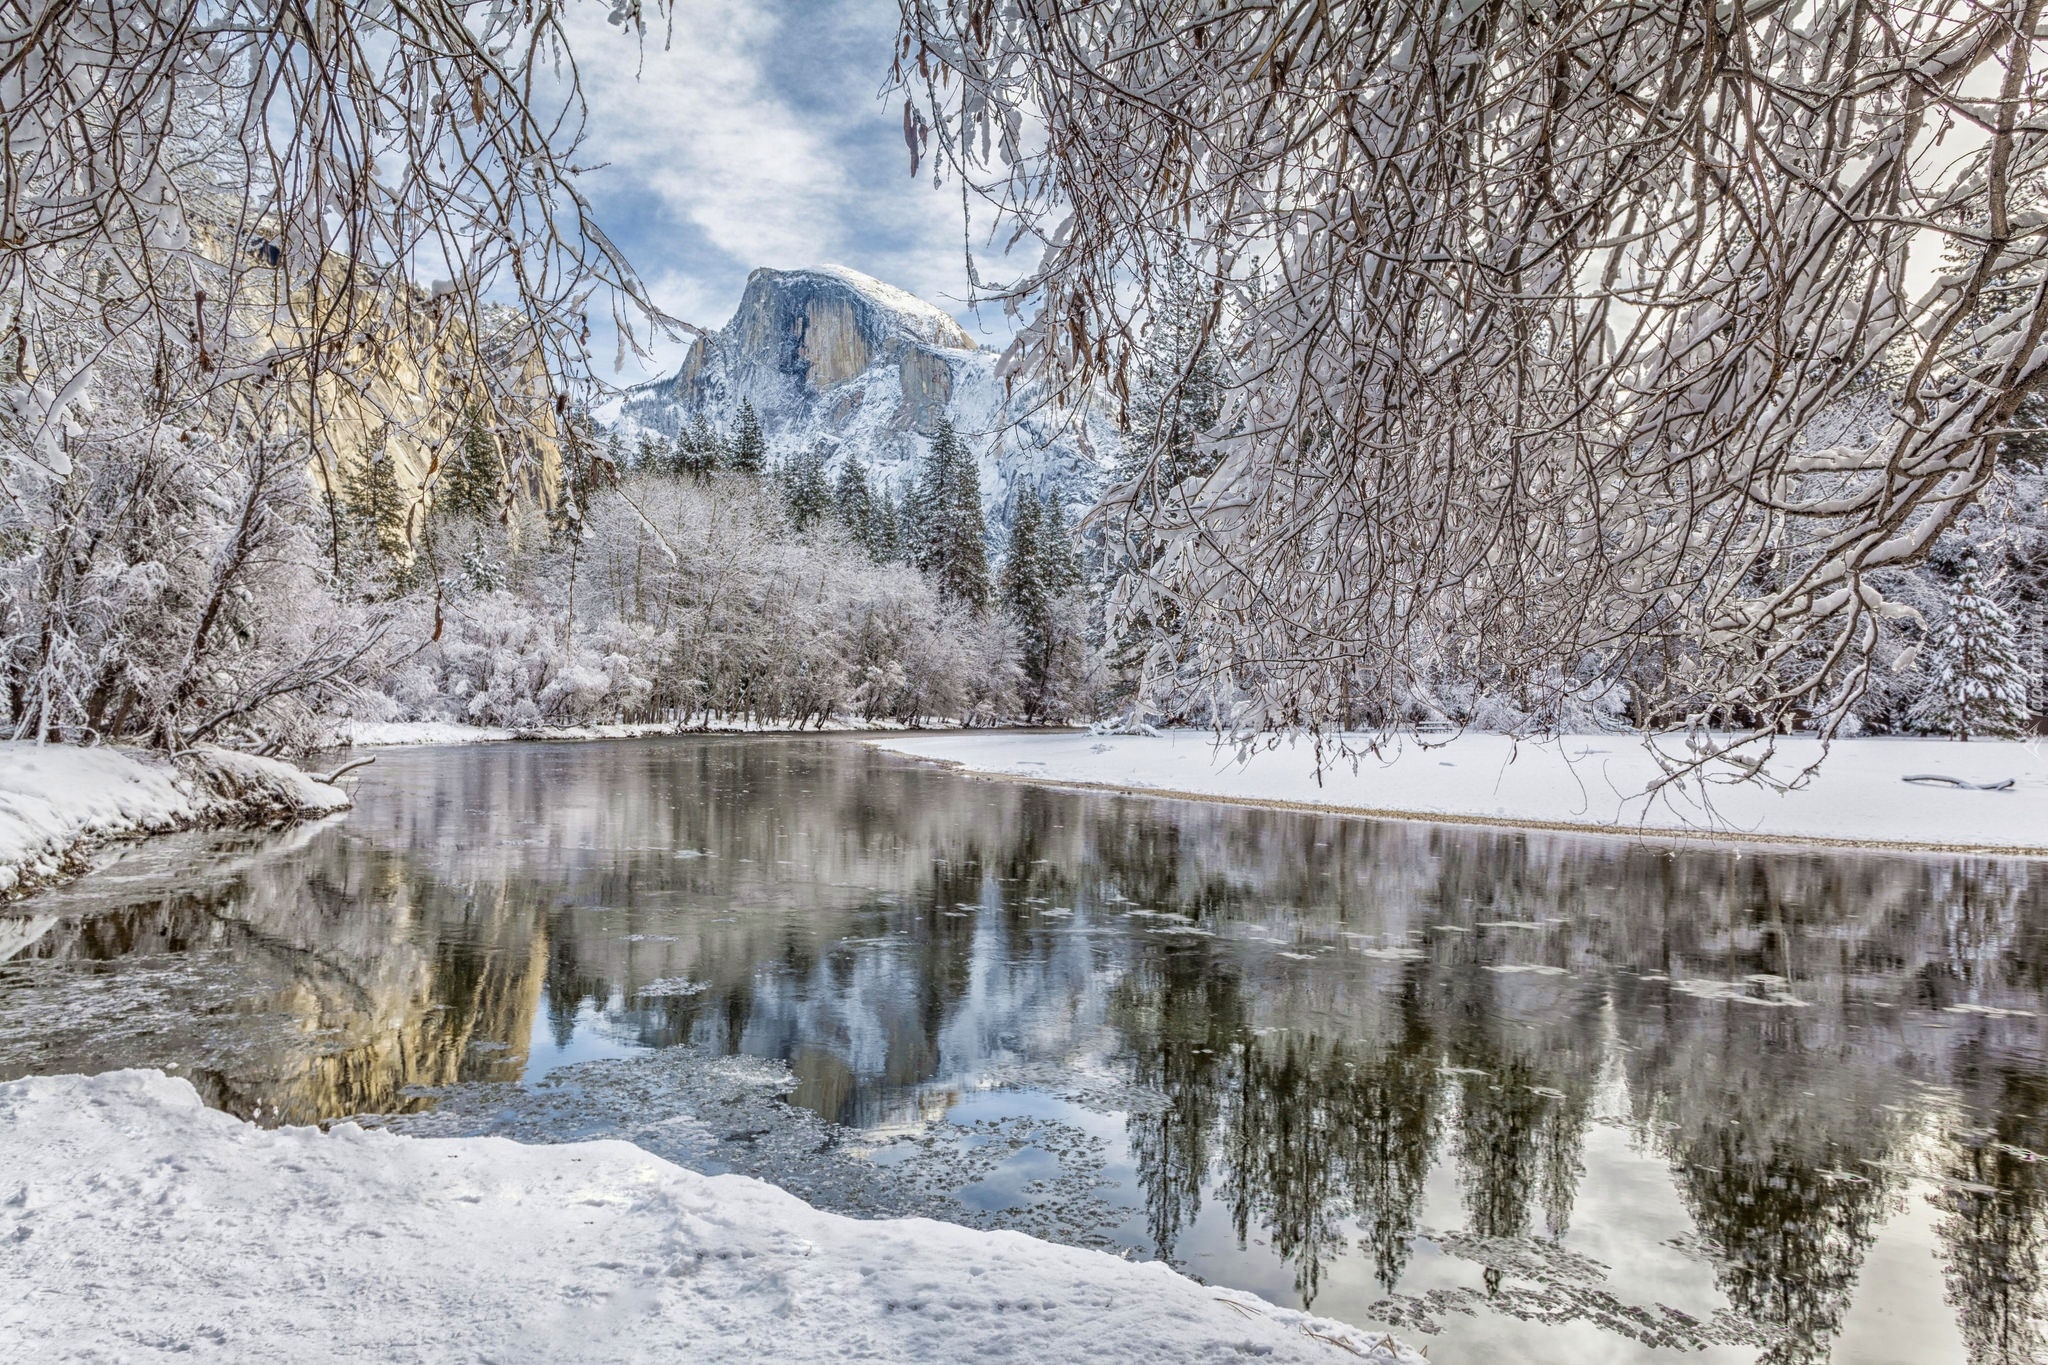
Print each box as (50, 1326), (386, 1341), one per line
(873, 729), (2048, 852)
(345, 717), (914, 747)
(0, 743), (350, 899)
(0, 1070), (1422, 1364)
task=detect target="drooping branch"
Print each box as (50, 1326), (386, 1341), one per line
(895, 0), (2048, 740)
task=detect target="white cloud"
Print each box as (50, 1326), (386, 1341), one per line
(555, 0), (1025, 382)
(571, 3), (844, 271)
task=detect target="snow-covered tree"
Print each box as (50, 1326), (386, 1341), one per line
(677, 415), (724, 479)
(1921, 555), (2032, 741)
(438, 413), (508, 525)
(896, 0), (2048, 746)
(730, 403), (768, 477)
(871, 487), (906, 565)
(910, 420), (990, 611)
(783, 444), (833, 533)
(1121, 252), (1225, 495)
(834, 454), (876, 551)
(0, 0), (676, 750)
(1099, 249), (1229, 720)
(1001, 488), (1090, 721)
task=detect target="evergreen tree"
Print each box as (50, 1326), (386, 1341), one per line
(634, 432), (667, 473)
(1122, 252), (1225, 491)
(1001, 487), (1087, 719)
(460, 526), (503, 592)
(783, 443), (833, 532)
(911, 419), (990, 609)
(871, 486), (903, 563)
(678, 413), (722, 478)
(328, 444), (415, 598)
(834, 452), (875, 550)
(342, 446), (410, 561)
(1100, 249), (1227, 717)
(730, 400), (767, 476)
(436, 410), (503, 522)
(1922, 553), (2032, 740)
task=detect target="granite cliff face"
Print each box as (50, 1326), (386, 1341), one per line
(616, 266), (1113, 523)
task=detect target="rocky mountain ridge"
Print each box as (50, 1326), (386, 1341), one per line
(615, 266), (1114, 525)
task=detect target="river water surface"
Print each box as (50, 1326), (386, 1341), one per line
(3, 736), (2045, 1363)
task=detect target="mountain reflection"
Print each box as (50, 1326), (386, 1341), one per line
(2, 736), (2044, 1362)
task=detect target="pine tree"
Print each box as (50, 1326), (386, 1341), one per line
(1101, 248), (1226, 716)
(1923, 554), (2032, 740)
(329, 444), (414, 598)
(460, 526), (503, 592)
(1002, 487), (1086, 719)
(342, 446), (410, 561)
(436, 410), (503, 522)
(784, 443), (833, 532)
(911, 419), (990, 609)
(634, 432), (668, 473)
(834, 452), (875, 549)
(871, 486), (903, 563)
(730, 400), (767, 476)
(1122, 252), (1225, 491)
(679, 413), (722, 478)
(1041, 495), (1084, 599)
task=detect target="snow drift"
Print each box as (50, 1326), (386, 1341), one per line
(0, 1069), (1423, 1364)
(0, 744), (350, 899)
(873, 730), (2048, 853)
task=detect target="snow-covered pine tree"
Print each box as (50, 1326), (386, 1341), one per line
(784, 444), (833, 532)
(730, 401), (768, 477)
(1098, 249), (1226, 718)
(834, 453), (875, 549)
(344, 449), (411, 559)
(676, 414), (722, 479)
(436, 411), (504, 523)
(327, 445), (417, 600)
(871, 487), (904, 563)
(1122, 252), (1225, 493)
(1922, 554), (2032, 741)
(1001, 487), (1087, 719)
(634, 433), (668, 474)
(911, 419), (990, 610)
(460, 527), (504, 593)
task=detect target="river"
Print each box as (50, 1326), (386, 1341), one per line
(3, 735), (2043, 1363)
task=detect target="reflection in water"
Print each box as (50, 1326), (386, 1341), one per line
(2, 736), (2045, 1362)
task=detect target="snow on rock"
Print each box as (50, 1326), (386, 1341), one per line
(0, 1069), (1424, 1365)
(873, 730), (2048, 852)
(616, 265), (1118, 526)
(0, 744), (350, 899)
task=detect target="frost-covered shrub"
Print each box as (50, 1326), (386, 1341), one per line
(365, 474), (1018, 730)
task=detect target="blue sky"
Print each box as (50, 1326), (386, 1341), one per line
(566, 0), (1020, 383)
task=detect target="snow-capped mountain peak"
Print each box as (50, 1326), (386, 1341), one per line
(616, 266), (1113, 524)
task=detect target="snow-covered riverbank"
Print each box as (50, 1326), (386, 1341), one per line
(344, 717), (918, 747)
(0, 744), (350, 900)
(873, 729), (2048, 853)
(0, 1070), (1421, 1364)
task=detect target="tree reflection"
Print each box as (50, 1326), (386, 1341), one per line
(1938, 1055), (2048, 1365)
